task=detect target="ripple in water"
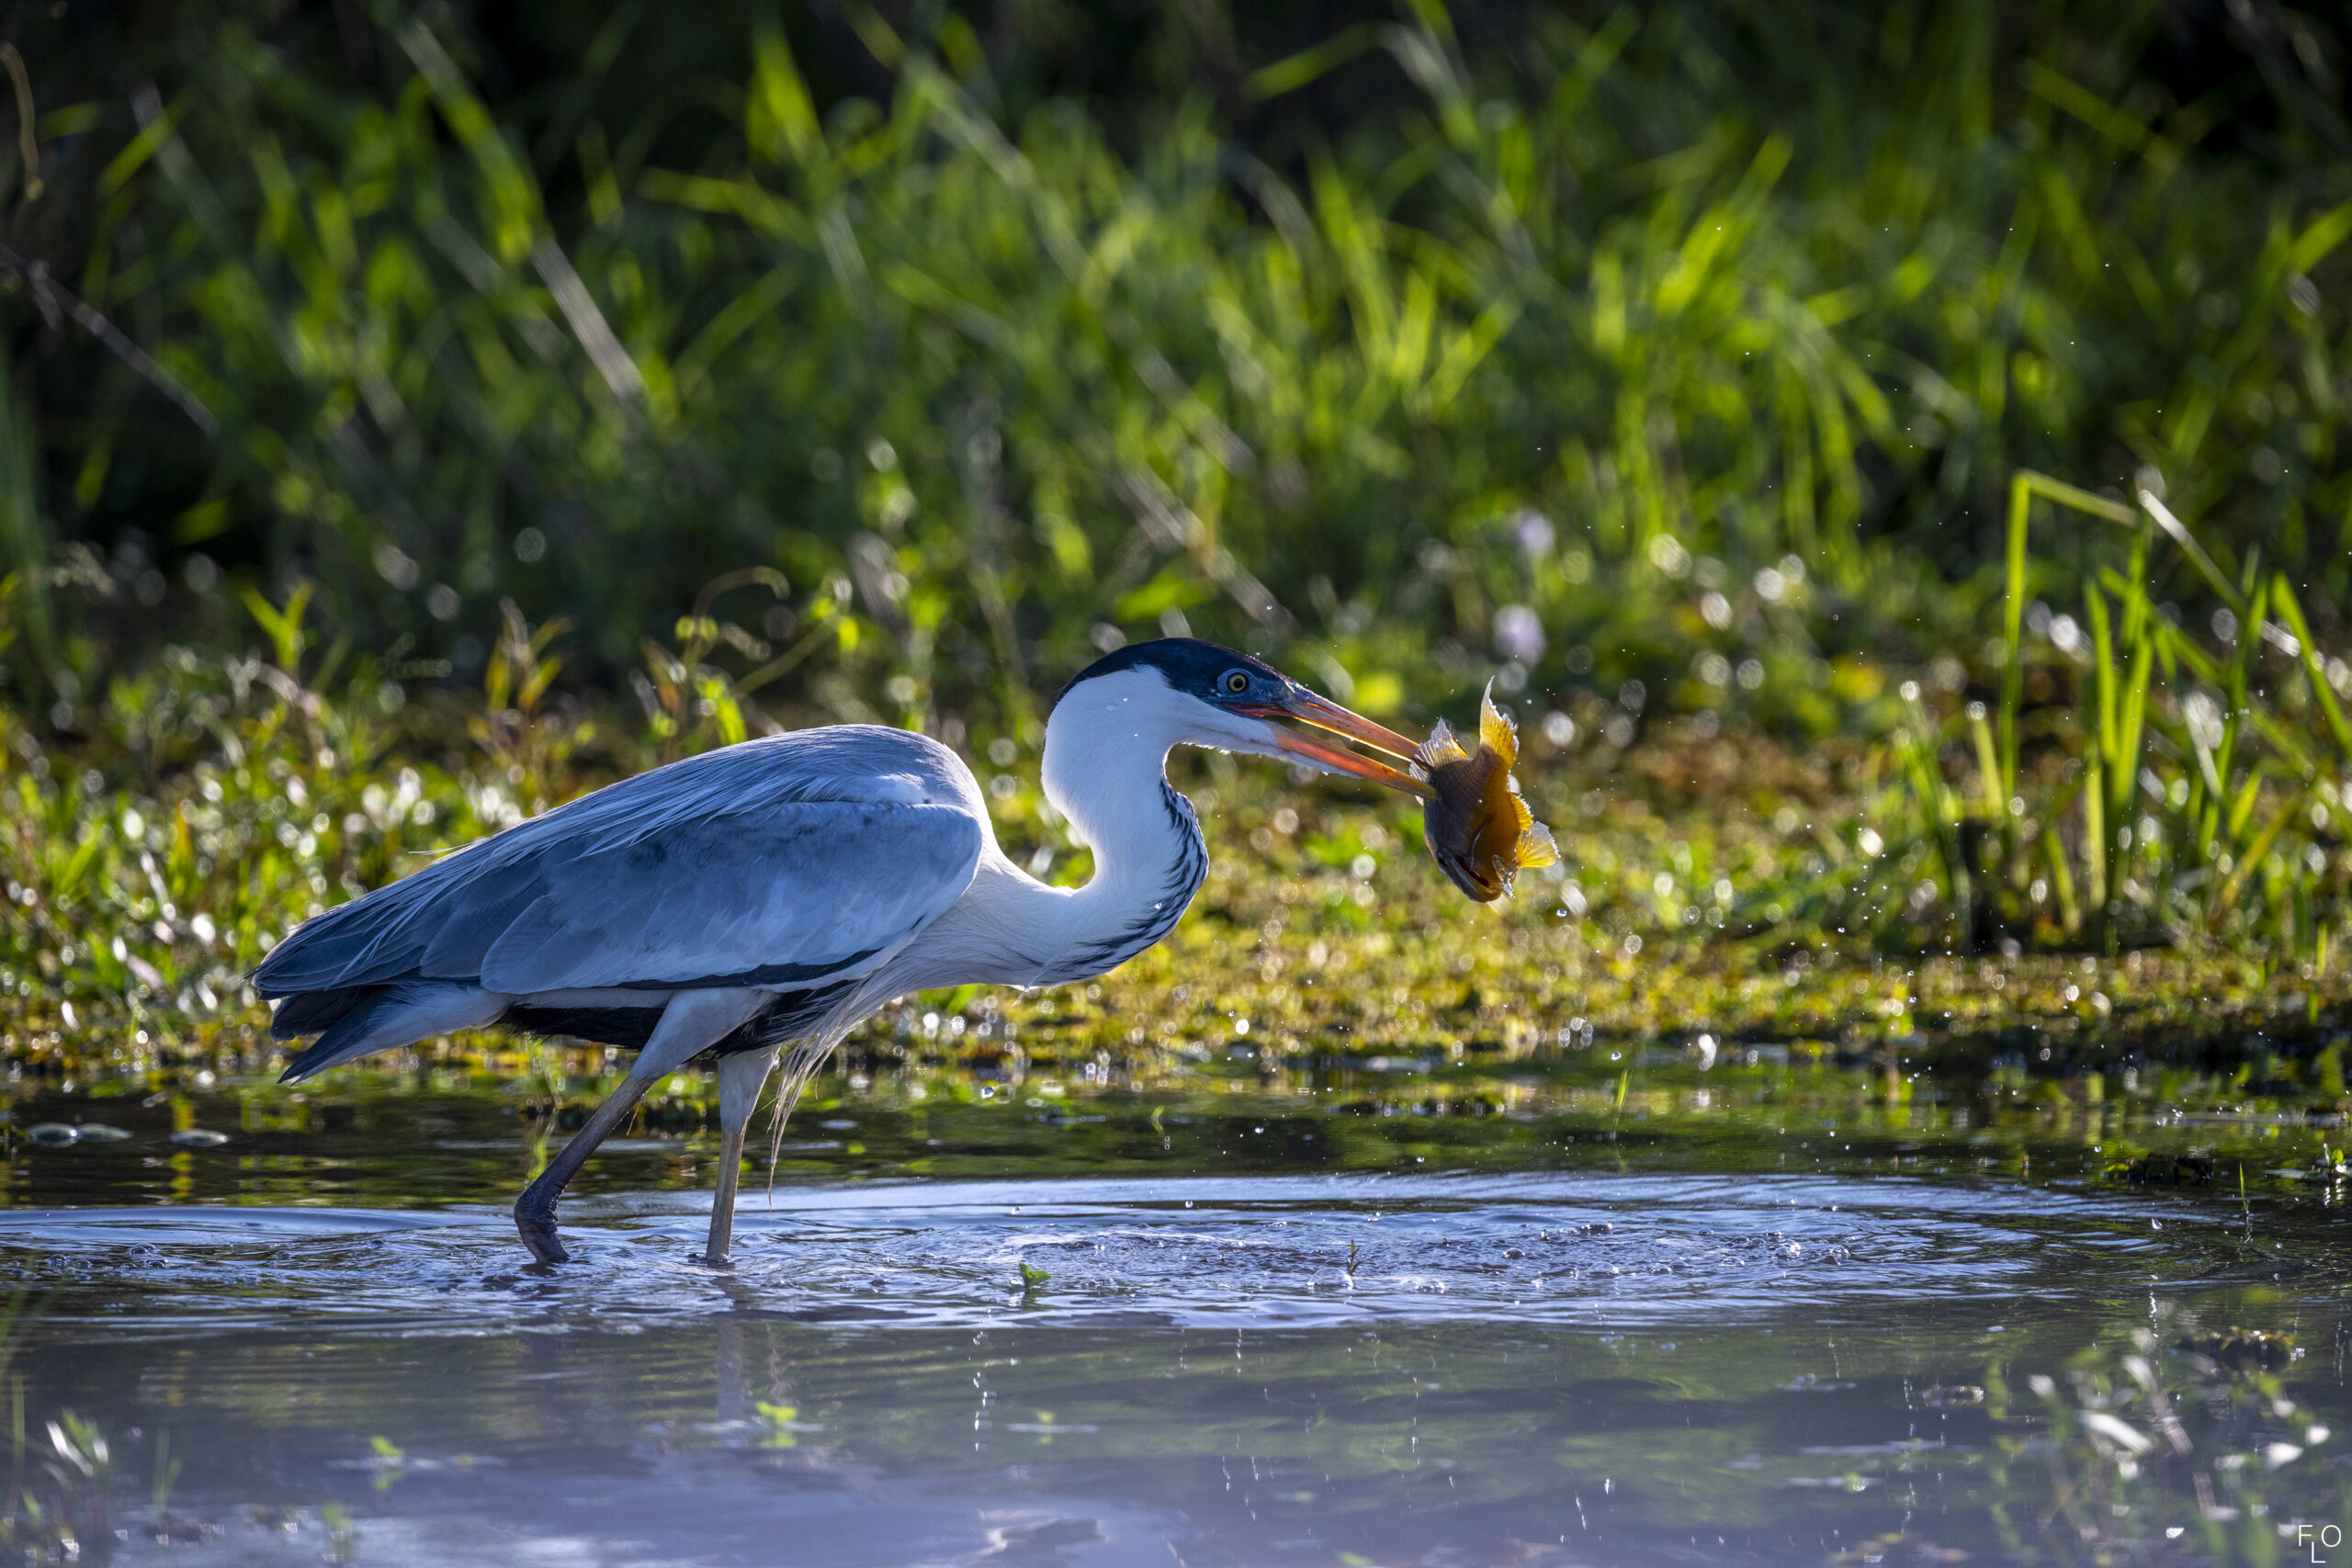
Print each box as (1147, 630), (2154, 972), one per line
(0, 1171), (2266, 1335)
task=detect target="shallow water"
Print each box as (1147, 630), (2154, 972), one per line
(6, 1137), (2349, 1566)
(0, 1172), (2318, 1332)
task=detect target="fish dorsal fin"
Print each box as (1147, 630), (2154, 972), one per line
(1415, 716), (1472, 771)
(1477, 682), (1518, 769)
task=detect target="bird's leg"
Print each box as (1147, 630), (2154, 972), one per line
(514, 1075), (650, 1265)
(513, 987), (766, 1264)
(705, 1043), (781, 1267)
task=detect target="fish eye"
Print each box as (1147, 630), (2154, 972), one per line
(1220, 670), (1250, 696)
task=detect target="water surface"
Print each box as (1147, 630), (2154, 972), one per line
(6, 1146), (2346, 1566)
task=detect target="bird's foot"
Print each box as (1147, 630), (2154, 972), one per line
(514, 1194), (571, 1265)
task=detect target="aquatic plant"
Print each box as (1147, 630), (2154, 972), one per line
(1988, 1316), (2341, 1564)
(752, 1401), (801, 1450)
(1871, 474), (2352, 969)
(0, 1408), (111, 1566)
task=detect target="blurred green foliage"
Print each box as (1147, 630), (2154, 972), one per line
(0, 1), (2347, 1038)
(3, 0), (2349, 733)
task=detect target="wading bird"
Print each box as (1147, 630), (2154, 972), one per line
(257, 639), (1434, 1266)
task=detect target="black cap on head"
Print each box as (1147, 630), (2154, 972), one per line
(1054, 638), (1290, 711)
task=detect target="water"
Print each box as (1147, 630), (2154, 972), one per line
(5, 1051), (2349, 1564)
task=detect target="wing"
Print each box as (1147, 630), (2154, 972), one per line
(470, 800), (978, 992)
(255, 728), (987, 998)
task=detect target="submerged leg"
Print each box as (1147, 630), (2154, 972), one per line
(704, 1044), (780, 1267)
(513, 988), (766, 1264)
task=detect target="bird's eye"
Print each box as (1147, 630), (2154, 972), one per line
(1221, 671), (1250, 696)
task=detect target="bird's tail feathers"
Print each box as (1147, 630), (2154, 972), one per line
(269, 985), (378, 1041)
(277, 982), (508, 1082)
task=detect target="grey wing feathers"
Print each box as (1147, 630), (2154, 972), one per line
(255, 727), (985, 998)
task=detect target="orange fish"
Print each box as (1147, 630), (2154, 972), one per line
(1416, 685), (1559, 902)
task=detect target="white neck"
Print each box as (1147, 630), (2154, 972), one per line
(889, 669), (1215, 989)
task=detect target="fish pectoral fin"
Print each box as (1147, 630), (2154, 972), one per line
(1516, 822), (1561, 869)
(1415, 716), (1473, 769)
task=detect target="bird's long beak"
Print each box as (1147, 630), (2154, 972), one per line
(1247, 689), (1435, 799)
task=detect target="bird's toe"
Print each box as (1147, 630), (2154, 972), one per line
(514, 1199), (571, 1266)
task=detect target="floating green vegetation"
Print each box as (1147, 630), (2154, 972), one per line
(2102, 1150), (2216, 1186)
(7, 983), (2350, 1219)
(2175, 1327), (2303, 1374)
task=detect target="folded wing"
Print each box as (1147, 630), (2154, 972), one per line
(254, 728), (988, 1001)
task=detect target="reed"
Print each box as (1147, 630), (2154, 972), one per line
(1876, 469), (2350, 966)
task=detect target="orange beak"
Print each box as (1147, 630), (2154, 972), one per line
(1243, 688), (1435, 799)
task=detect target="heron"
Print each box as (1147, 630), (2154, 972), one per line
(255, 638), (1435, 1267)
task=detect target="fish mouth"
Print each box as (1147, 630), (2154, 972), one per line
(1241, 689), (1435, 799)
(1429, 844), (1509, 902)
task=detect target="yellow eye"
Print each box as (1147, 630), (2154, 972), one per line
(1222, 671), (1250, 695)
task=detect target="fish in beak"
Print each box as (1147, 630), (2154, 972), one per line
(1415, 683), (1559, 901)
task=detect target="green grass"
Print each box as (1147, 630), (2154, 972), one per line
(1873, 471), (2352, 965)
(2, 6), (2350, 1110)
(6, 1), (2351, 739)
